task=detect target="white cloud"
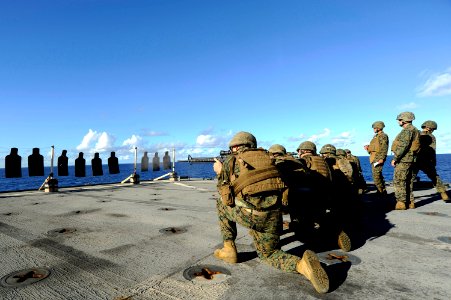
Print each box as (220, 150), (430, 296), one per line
(437, 131), (451, 153)
(76, 129), (116, 153)
(196, 134), (218, 146)
(122, 135), (144, 148)
(287, 133), (306, 142)
(76, 129), (100, 151)
(141, 129), (168, 137)
(417, 68), (451, 97)
(308, 128), (331, 143)
(195, 132), (230, 149)
(331, 131), (355, 148)
(77, 129), (99, 151)
(396, 102), (418, 110)
(95, 132), (116, 153)
(118, 154), (131, 161)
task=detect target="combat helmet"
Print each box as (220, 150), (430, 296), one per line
(421, 120), (438, 130)
(320, 144), (336, 155)
(229, 131), (257, 149)
(297, 141), (317, 153)
(336, 149), (346, 157)
(268, 144), (287, 155)
(396, 112), (415, 122)
(372, 121), (385, 129)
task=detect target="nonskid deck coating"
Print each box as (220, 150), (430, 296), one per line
(0, 180), (450, 300)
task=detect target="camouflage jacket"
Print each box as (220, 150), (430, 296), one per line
(421, 130), (436, 150)
(417, 130), (437, 166)
(367, 131), (389, 163)
(273, 154), (309, 186)
(391, 124), (420, 163)
(348, 154), (363, 172)
(323, 154), (354, 183)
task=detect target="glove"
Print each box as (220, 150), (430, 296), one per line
(213, 158), (223, 175)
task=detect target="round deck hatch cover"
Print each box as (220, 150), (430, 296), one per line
(1, 267), (51, 288)
(183, 265), (231, 284)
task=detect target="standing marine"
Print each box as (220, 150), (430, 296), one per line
(391, 112), (420, 210)
(364, 121), (389, 198)
(213, 132), (329, 294)
(413, 120), (449, 201)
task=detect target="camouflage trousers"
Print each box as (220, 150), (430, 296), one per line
(216, 199), (300, 272)
(393, 162), (415, 203)
(371, 163), (386, 193)
(413, 163), (447, 193)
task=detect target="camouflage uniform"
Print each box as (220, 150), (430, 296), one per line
(297, 153), (334, 233)
(318, 144), (355, 251)
(392, 123), (420, 205)
(216, 150), (300, 272)
(345, 149), (367, 194)
(413, 128), (447, 194)
(367, 130), (389, 194)
(336, 149), (359, 195)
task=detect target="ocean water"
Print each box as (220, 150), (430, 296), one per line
(1, 155), (450, 193)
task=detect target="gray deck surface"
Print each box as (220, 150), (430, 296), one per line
(0, 179), (450, 300)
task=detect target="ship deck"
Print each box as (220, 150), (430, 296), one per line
(0, 180), (450, 299)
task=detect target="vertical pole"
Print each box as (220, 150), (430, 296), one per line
(50, 145), (54, 175)
(134, 147), (137, 173)
(172, 147), (175, 174)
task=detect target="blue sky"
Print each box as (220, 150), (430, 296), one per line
(1, 0), (451, 168)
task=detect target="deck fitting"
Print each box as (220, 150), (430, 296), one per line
(1, 267), (51, 288)
(317, 251), (361, 266)
(183, 265), (231, 284)
(47, 228), (77, 236)
(159, 227), (187, 234)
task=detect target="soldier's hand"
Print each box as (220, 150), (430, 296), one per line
(377, 159), (384, 165)
(213, 158), (223, 175)
(391, 160), (396, 167)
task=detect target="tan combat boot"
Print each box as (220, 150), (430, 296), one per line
(441, 191), (449, 201)
(409, 201), (415, 209)
(337, 230), (351, 252)
(395, 201), (406, 210)
(296, 250), (329, 294)
(214, 240), (238, 263)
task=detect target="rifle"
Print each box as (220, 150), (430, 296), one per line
(286, 152), (300, 159)
(186, 150), (231, 164)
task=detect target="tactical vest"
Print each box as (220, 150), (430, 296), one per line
(334, 157), (354, 183)
(230, 148), (287, 210)
(368, 133), (381, 163)
(305, 155), (332, 182)
(230, 149), (286, 209)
